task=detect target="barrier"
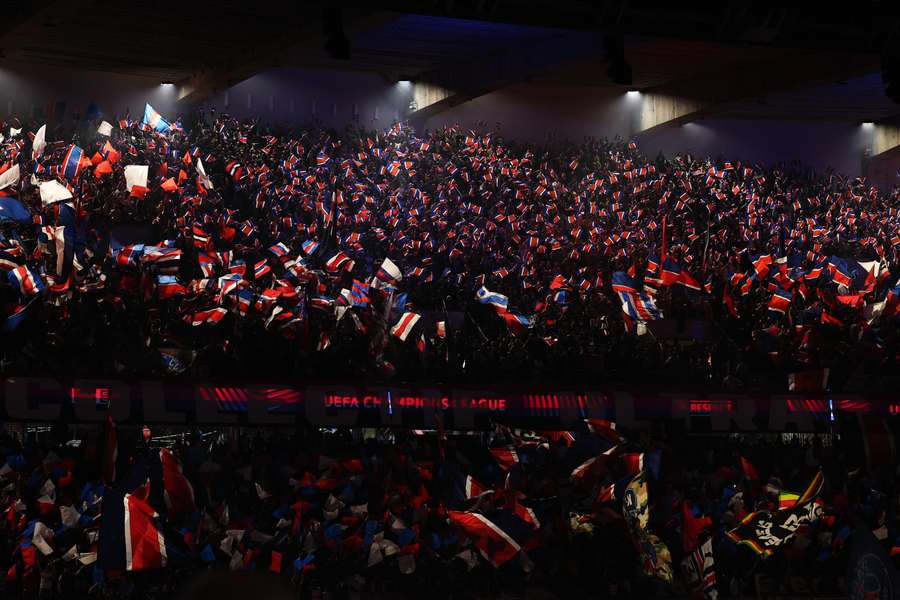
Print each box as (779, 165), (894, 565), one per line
(2, 377), (898, 431)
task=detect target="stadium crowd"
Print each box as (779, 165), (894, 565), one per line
(0, 420), (895, 599)
(0, 106), (898, 597)
(0, 107), (898, 391)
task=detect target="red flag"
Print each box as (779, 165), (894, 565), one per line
(465, 475), (490, 499)
(160, 449), (196, 517)
(489, 446), (519, 471)
(682, 501), (711, 552)
(740, 456), (759, 481)
(124, 493), (167, 570)
(270, 550), (283, 573)
(448, 511), (521, 567)
(620, 452), (644, 478)
(660, 214), (667, 263)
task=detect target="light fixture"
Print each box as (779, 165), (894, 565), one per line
(323, 6), (350, 60)
(862, 121), (875, 127)
(161, 80), (174, 86)
(626, 90), (640, 96)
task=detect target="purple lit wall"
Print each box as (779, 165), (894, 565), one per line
(424, 84), (870, 178)
(636, 118), (869, 178)
(203, 67), (413, 129)
(0, 63), (181, 123)
(421, 83), (635, 143)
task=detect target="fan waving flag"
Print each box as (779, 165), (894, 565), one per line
(143, 103), (171, 133)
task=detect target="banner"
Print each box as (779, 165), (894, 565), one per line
(622, 472), (649, 530)
(726, 472), (824, 557)
(0, 379), (898, 428)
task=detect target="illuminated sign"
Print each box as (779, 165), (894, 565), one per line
(0, 378), (897, 430)
(687, 399), (734, 414)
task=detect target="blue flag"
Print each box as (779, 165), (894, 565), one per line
(0, 196), (30, 223)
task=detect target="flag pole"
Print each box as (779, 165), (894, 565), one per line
(660, 214), (667, 264)
(466, 311), (489, 341)
(702, 222), (711, 272)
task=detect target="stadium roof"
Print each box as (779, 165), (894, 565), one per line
(0, 2), (894, 126)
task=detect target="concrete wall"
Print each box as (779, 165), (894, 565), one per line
(423, 83), (869, 178)
(421, 83), (636, 143)
(0, 62), (180, 123)
(637, 118), (869, 178)
(0, 62), (873, 181)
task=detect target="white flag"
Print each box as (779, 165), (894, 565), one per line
(124, 165), (148, 192)
(32, 124), (47, 159)
(39, 180), (73, 206)
(32, 521), (54, 555)
(197, 158), (213, 190)
(97, 120), (113, 136)
(0, 164), (20, 191)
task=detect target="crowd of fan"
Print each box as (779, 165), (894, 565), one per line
(0, 421), (895, 599)
(0, 109), (899, 390)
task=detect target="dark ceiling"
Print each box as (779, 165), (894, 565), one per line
(0, 1), (895, 121)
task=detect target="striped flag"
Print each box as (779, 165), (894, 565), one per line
(777, 490), (800, 510)
(61, 144), (85, 181)
(390, 311), (421, 341)
(375, 257), (402, 284)
(447, 511), (522, 568)
(142, 103), (170, 133)
(159, 449), (195, 517)
(680, 539), (717, 599)
(301, 240), (320, 255)
(8, 265), (45, 297)
(350, 279), (369, 307)
(324, 251), (353, 273)
(476, 286), (508, 311)
(123, 492), (167, 570)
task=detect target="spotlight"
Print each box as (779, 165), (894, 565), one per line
(323, 6), (350, 61)
(862, 121), (875, 127)
(882, 37), (900, 104)
(626, 90), (640, 97)
(160, 80), (174, 86)
(604, 32), (633, 86)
